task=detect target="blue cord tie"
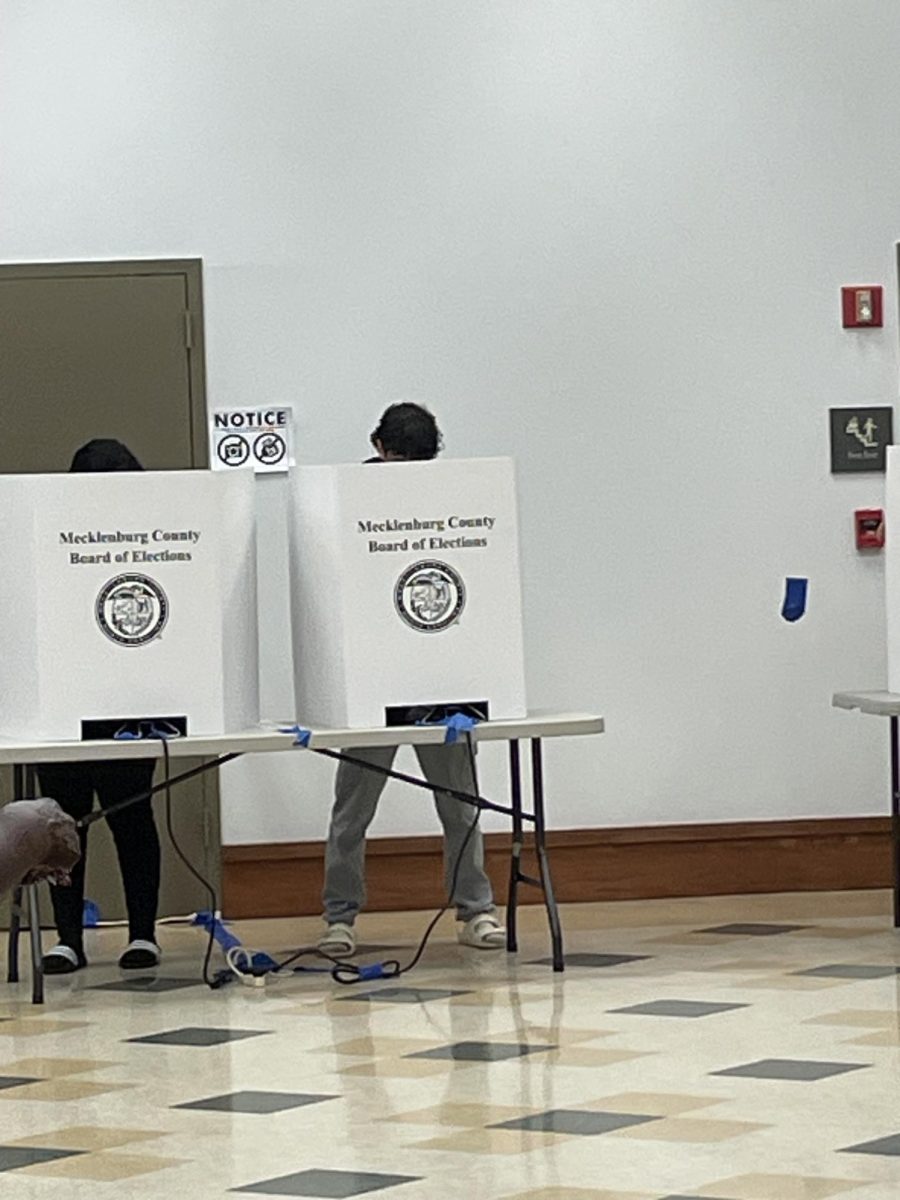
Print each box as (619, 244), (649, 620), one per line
(357, 963), (387, 980)
(417, 712), (481, 744)
(280, 725), (312, 748)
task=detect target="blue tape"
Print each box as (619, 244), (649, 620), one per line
(83, 899), (100, 928)
(192, 911), (279, 972)
(113, 722), (181, 741)
(192, 910), (242, 953)
(781, 577), (808, 623)
(280, 725), (312, 748)
(417, 712), (481, 744)
(357, 963), (387, 980)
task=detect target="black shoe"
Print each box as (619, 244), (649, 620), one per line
(42, 945), (87, 975)
(118, 940), (161, 971)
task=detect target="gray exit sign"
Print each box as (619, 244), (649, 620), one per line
(830, 407), (893, 473)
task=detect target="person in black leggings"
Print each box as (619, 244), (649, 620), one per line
(37, 760), (159, 972)
(38, 439), (162, 975)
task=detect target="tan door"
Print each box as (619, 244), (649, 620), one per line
(0, 259), (220, 926)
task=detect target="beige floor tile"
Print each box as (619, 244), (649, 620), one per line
(611, 1116), (769, 1143)
(382, 1102), (531, 1126)
(583, 1092), (726, 1116)
(0, 1019), (91, 1036)
(697, 1174), (871, 1199)
(845, 1029), (900, 1046)
(317, 1000), (375, 1016)
(338, 1058), (462, 1078)
(325, 1036), (443, 1056)
(804, 1009), (900, 1028)
(1, 1057), (120, 1077)
(21, 1153), (187, 1181)
(0, 1079), (133, 1101)
(542, 1047), (651, 1068)
(8, 1126), (167, 1151)
(411, 1128), (571, 1154)
(704, 959), (807, 973)
(804, 926), (887, 939)
(499, 1191), (652, 1200)
(738, 976), (844, 991)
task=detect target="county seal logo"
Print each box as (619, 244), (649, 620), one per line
(96, 574), (169, 647)
(394, 560), (465, 633)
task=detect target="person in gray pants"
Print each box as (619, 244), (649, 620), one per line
(318, 403), (505, 957)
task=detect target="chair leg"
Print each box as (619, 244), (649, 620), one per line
(26, 885), (44, 1005)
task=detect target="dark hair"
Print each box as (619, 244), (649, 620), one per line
(69, 439), (143, 473)
(370, 403), (442, 461)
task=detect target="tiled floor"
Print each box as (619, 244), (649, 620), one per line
(1, 890), (900, 1197)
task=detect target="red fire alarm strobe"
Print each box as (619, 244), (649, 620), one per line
(842, 286), (883, 328)
(855, 508), (885, 550)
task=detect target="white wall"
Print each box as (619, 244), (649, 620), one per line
(2, 1), (897, 843)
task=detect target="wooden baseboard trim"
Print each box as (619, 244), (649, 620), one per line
(220, 816), (892, 920)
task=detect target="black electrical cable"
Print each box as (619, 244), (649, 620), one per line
(158, 736), (220, 989)
(75, 721), (496, 991)
(274, 730), (487, 986)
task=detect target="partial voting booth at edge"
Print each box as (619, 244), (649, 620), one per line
(834, 445), (900, 926)
(0, 455), (605, 1002)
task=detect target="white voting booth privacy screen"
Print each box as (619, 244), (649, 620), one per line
(0, 469), (259, 741)
(289, 457), (527, 727)
(887, 447), (900, 693)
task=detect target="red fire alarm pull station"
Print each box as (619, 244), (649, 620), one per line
(855, 508), (885, 550)
(842, 286), (883, 328)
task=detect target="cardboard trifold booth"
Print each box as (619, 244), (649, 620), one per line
(289, 457), (527, 728)
(0, 470), (259, 741)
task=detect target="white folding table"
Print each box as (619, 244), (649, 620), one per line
(833, 691), (900, 927)
(1, 710), (604, 1002)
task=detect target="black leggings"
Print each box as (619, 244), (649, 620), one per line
(36, 759), (159, 950)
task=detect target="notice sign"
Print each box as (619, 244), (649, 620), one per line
(211, 407), (293, 474)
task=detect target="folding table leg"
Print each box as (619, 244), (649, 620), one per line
(530, 739), (564, 972)
(506, 740), (523, 953)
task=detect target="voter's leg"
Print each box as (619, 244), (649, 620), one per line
(35, 763), (93, 973)
(415, 742), (505, 946)
(94, 759), (161, 969)
(320, 746), (397, 954)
